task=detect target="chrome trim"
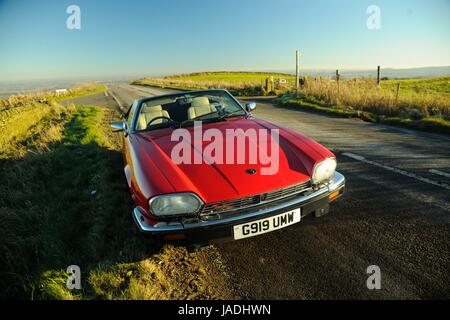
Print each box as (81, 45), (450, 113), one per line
(200, 179), (311, 216)
(111, 121), (125, 131)
(246, 102), (256, 111)
(133, 171), (345, 233)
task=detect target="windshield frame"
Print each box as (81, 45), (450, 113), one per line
(130, 89), (248, 133)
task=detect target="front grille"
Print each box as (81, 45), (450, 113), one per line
(264, 181), (312, 202)
(201, 180), (311, 216)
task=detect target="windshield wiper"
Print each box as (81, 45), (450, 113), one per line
(179, 111), (221, 127)
(218, 109), (246, 120)
(193, 110), (220, 121)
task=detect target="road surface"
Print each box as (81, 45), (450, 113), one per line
(66, 84), (450, 299)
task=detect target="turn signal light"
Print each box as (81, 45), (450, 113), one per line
(328, 191), (340, 202)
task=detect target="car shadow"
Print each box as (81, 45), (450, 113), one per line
(0, 114), (160, 299)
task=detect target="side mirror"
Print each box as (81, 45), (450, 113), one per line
(246, 102), (256, 112)
(111, 121), (125, 132)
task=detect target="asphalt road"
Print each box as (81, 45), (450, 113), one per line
(69, 84), (450, 299)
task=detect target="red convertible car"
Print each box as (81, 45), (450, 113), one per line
(111, 89), (345, 243)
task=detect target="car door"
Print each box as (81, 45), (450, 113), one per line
(123, 101), (139, 189)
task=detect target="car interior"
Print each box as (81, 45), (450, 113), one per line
(135, 94), (242, 131)
(136, 105), (170, 130)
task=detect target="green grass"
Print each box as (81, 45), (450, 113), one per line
(0, 83), (107, 154)
(133, 71), (296, 96)
(0, 102), (54, 155)
(382, 77), (450, 97)
(0, 100), (238, 300)
(0, 104), (125, 298)
(166, 71), (295, 83)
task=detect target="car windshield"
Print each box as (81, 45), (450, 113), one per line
(134, 90), (246, 131)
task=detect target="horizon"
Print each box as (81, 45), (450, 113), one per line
(1, 65), (450, 84)
(1, 0), (449, 82)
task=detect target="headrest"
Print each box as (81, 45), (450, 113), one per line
(191, 97), (210, 108)
(141, 104), (162, 112)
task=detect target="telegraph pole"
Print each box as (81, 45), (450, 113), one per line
(296, 50), (300, 91)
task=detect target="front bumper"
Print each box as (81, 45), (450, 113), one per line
(132, 171), (345, 243)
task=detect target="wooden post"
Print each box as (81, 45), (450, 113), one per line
(336, 69), (340, 94)
(265, 78), (269, 93)
(296, 50), (300, 91)
(395, 83), (401, 102)
(377, 65), (381, 86)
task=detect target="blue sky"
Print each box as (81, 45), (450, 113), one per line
(0, 0), (449, 81)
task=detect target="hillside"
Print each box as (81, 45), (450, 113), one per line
(132, 71), (296, 95)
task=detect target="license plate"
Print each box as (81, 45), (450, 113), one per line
(233, 208), (301, 240)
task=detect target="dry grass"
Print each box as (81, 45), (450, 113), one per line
(297, 77), (450, 119)
(277, 76), (450, 134)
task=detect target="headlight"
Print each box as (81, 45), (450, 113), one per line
(149, 193), (203, 217)
(312, 157), (336, 185)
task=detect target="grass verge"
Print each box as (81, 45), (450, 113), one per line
(0, 102), (238, 299)
(0, 83), (107, 113)
(276, 93), (450, 135)
(53, 83), (107, 102)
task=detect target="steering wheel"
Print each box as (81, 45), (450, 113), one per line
(146, 116), (173, 128)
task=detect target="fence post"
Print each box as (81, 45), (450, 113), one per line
(395, 83), (401, 102)
(336, 69), (340, 94)
(377, 65), (381, 86)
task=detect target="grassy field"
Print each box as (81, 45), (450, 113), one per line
(0, 91), (237, 299)
(278, 76), (450, 134)
(382, 77), (450, 97)
(132, 71), (296, 96)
